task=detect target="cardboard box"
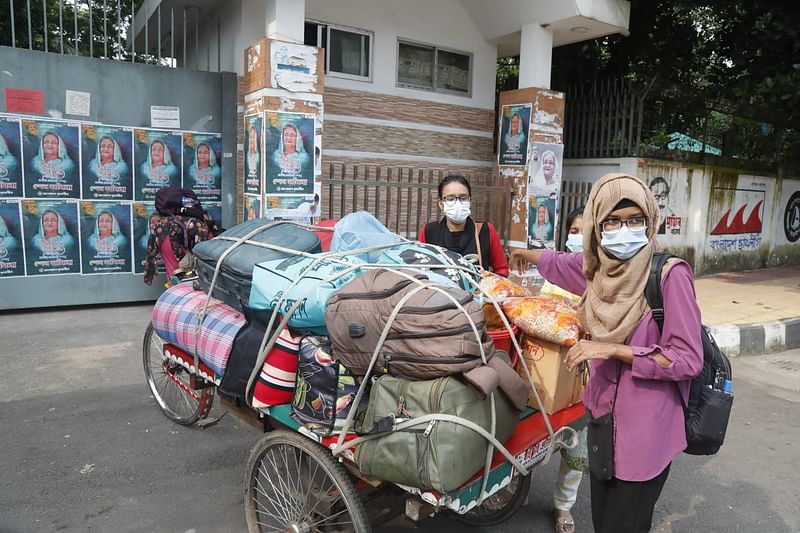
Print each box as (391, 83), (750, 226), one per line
(516, 335), (584, 414)
(243, 38), (324, 95)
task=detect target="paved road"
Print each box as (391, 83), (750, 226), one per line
(1, 304), (799, 532)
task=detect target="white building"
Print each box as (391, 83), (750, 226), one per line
(134, 0), (630, 174)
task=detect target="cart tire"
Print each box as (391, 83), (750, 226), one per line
(453, 472), (532, 526)
(245, 430), (371, 533)
(142, 324), (212, 426)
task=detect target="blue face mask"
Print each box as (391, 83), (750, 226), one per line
(600, 226), (649, 260)
(565, 233), (583, 253)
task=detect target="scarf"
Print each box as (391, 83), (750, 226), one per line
(579, 173), (661, 343)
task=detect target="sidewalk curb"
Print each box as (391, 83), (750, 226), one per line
(708, 317), (800, 357)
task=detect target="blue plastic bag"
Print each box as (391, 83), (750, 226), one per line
(330, 211), (404, 263)
(249, 254), (365, 335)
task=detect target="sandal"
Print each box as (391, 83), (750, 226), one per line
(554, 511), (575, 533)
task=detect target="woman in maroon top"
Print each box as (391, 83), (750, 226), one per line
(511, 173), (703, 533)
(419, 175), (509, 276)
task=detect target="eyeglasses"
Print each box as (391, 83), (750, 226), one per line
(441, 195), (471, 206)
(652, 192), (668, 201)
(600, 216), (647, 232)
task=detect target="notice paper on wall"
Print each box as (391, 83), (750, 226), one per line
(65, 90), (91, 116)
(150, 105), (181, 129)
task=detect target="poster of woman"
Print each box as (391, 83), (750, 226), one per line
(0, 199), (25, 277)
(244, 115), (263, 196)
(22, 119), (81, 199)
(528, 196), (557, 249)
(527, 142), (563, 197)
(0, 117), (23, 198)
(81, 124), (134, 201)
(498, 104), (531, 167)
(265, 111), (314, 195)
(133, 129), (181, 201)
(132, 202), (163, 275)
(79, 201), (132, 274)
(22, 199), (81, 275)
(243, 194), (261, 222)
(183, 132), (222, 202)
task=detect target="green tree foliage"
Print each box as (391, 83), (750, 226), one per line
(0, 0), (146, 59)
(550, 0), (800, 169)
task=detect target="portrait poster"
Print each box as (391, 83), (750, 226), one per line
(182, 132), (222, 202)
(81, 124), (134, 200)
(0, 199), (26, 277)
(0, 116), (23, 198)
(244, 114), (263, 196)
(206, 202), (222, 230)
(243, 193), (261, 223)
(266, 178), (321, 221)
(79, 201), (132, 274)
(265, 111), (315, 195)
(133, 129), (182, 201)
(527, 142), (564, 198)
(498, 104), (531, 167)
(527, 195), (557, 249)
(21, 119), (81, 199)
(132, 202), (163, 275)
(21, 199), (80, 276)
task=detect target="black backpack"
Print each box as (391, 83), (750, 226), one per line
(155, 187), (222, 243)
(645, 252), (733, 456)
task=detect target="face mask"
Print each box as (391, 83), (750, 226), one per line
(600, 225), (649, 260)
(443, 201), (471, 225)
(565, 233), (583, 253)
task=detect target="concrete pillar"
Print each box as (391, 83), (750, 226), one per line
(518, 23), (553, 89)
(265, 0), (305, 44)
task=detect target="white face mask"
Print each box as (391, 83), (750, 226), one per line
(600, 225), (649, 260)
(443, 201), (471, 225)
(565, 233), (583, 253)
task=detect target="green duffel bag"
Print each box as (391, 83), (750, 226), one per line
(354, 375), (519, 493)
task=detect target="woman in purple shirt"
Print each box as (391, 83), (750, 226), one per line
(511, 173), (703, 533)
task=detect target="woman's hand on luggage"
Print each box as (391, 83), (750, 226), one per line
(564, 339), (633, 370)
(509, 249), (543, 274)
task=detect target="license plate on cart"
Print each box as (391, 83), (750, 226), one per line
(514, 436), (552, 473)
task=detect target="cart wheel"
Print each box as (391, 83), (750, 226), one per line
(453, 472), (531, 526)
(245, 430), (371, 533)
(142, 324), (213, 426)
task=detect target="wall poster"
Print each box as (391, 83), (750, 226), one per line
(133, 129), (182, 201)
(526, 142), (564, 248)
(0, 199), (25, 277)
(81, 124), (134, 201)
(498, 103), (531, 167)
(79, 200), (132, 274)
(0, 116), (23, 198)
(244, 115), (263, 196)
(132, 202), (162, 275)
(22, 199), (80, 275)
(265, 111), (315, 195)
(183, 132), (222, 202)
(22, 119), (81, 199)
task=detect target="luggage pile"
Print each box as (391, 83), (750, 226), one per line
(149, 212), (573, 493)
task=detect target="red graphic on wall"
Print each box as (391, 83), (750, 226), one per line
(710, 200), (763, 235)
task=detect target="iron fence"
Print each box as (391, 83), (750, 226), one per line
(564, 77), (644, 159)
(320, 164), (513, 244)
(0, 0), (217, 70)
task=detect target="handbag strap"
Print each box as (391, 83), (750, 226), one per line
(474, 222), (484, 268)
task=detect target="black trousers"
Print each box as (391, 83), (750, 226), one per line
(589, 463), (671, 533)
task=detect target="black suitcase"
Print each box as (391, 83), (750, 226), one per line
(193, 219), (321, 311)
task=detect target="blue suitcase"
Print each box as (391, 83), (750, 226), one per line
(193, 219), (321, 311)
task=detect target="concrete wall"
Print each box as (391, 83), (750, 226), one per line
(0, 47), (237, 309)
(305, 0), (498, 110)
(562, 157), (800, 275)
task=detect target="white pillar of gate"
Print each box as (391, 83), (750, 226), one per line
(518, 22), (554, 89)
(265, 0), (306, 44)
